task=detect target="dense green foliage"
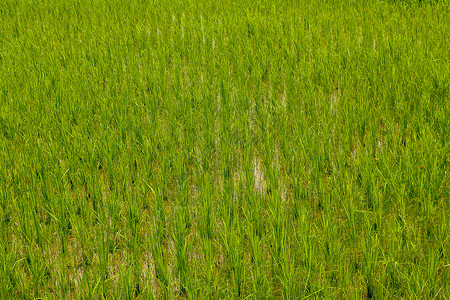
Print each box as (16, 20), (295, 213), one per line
(0, 0), (449, 298)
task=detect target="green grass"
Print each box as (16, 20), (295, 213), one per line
(0, 0), (449, 298)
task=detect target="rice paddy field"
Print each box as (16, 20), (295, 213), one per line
(0, 0), (449, 298)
